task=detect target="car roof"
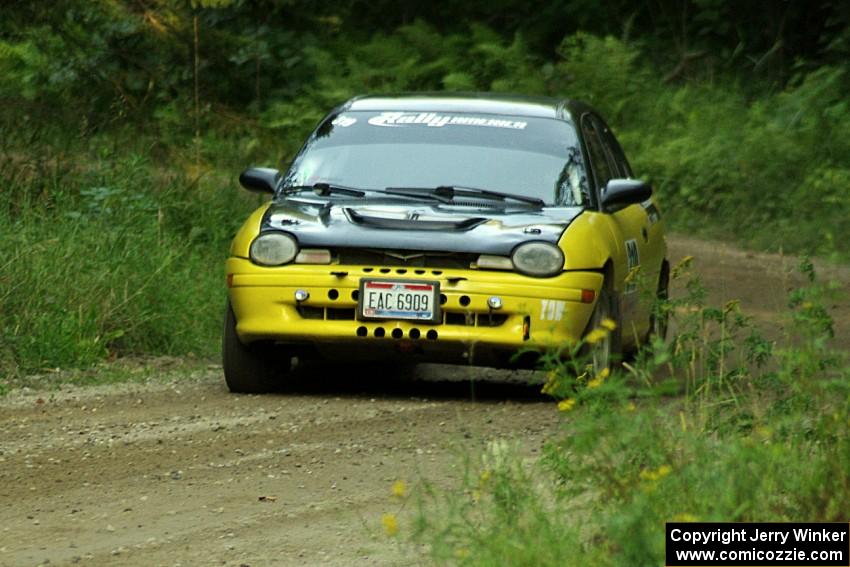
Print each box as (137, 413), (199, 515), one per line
(343, 93), (587, 121)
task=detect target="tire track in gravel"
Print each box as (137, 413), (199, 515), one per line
(0, 367), (553, 566)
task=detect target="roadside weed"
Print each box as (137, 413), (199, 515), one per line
(411, 260), (849, 565)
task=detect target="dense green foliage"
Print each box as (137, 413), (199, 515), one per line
(1, 1), (849, 375)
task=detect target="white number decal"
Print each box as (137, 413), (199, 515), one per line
(540, 300), (565, 321)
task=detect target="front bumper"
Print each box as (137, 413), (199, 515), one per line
(226, 258), (603, 366)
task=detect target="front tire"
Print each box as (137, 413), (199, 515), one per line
(647, 261), (670, 343)
(222, 301), (291, 393)
(585, 285), (622, 374)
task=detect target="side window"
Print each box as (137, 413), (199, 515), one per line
(580, 115), (614, 191)
(598, 119), (633, 178)
(554, 145), (588, 206)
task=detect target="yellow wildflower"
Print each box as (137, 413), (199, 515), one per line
(557, 398), (576, 412)
(479, 470), (491, 484)
(455, 548), (471, 559)
(381, 513), (399, 537)
(391, 479), (407, 498)
(624, 265), (641, 284)
(587, 367), (609, 389)
(584, 328), (608, 344)
(541, 369), (560, 395)
(672, 255), (694, 278)
(640, 464), (673, 482)
(672, 513), (699, 522)
(626, 402), (637, 412)
(600, 318), (617, 331)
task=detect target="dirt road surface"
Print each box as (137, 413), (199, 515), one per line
(1, 236), (847, 567)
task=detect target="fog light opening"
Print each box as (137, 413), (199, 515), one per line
(328, 289), (339, 300)
(487, 296), (503, 309)
(356, 326), (368, 337)
(374, 327), (386, 338)
(294, 289), (310, 302)
(459, 295), (471, 307)
(391, 328), (403, 339)
(426, 329), (438, 340)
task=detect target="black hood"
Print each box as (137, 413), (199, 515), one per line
(261, 197), (583, 255)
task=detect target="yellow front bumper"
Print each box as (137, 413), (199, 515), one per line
(226, 258), (603, 360)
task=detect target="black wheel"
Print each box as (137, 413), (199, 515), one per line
(222, 301), (292, 393)
(584, 285), (622, 374)
(647, 261), (670, 343)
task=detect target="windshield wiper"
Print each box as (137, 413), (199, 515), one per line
(384, 185), (545, 207)
(282, 183), (545, 207)
(282, 183), (367, 198)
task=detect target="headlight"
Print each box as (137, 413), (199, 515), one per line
(249, 232), (298, 266)
(511, 242), (564, 277)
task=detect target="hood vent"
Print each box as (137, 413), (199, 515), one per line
(345, 208), (485, 231)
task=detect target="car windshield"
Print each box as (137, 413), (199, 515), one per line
(281, 110), (589, 206)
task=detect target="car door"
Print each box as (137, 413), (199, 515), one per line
(599, 117), (665, 288)
(580, 113), (651, 338)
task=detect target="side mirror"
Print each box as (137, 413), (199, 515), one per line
(239, 167), (280, 194)
(601, 179), (652, 209)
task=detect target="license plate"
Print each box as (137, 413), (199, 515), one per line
(359, 279), (440, 322)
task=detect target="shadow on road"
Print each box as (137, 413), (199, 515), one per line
(275, 360), (549, 403)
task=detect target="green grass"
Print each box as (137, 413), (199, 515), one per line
(0, 134), (259, 380)
(409, 260), (850, 565)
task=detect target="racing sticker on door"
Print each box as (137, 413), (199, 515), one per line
(625, 239), (640, 293)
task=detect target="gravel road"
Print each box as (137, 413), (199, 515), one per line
(1, 236), (847, 566)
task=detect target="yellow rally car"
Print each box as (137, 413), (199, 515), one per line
(223, 94), (668, 392)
